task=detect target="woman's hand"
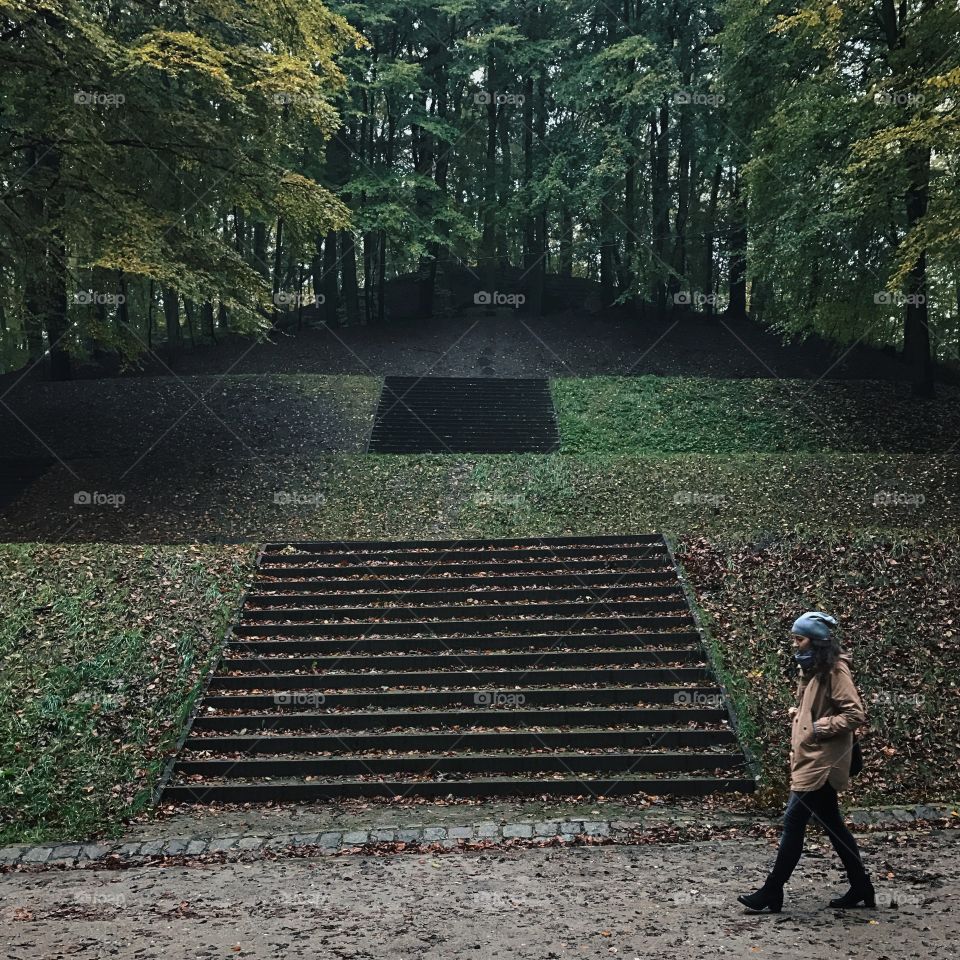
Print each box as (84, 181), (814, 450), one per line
(813, 718), (830, 740)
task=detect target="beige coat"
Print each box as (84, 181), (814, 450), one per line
(789, 651), (868, 792)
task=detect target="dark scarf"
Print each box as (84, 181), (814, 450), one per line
(794, 649), (816, 670)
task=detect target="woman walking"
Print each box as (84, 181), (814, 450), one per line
(738, 611), (874, 912)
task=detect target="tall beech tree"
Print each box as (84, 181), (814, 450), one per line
(1, 0), (359, 377)
(722, 0), (960, 396)
(2, 0), (958, 385)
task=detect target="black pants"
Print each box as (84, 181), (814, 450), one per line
(767, 781), (869, 887)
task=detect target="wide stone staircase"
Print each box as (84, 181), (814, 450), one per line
(161, 535), (754, 804)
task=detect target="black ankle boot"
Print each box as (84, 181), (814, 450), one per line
(738, 880), (784, 913)
(829, 878), (876, 909)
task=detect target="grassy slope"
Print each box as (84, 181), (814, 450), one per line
(456, 455), (959, 538)
(3, 374), (959, 840)
(0, 544), (252, 843)
(0, 452), (957, 543)
(552, 376), (960, 453)
(675, 534), (960, 807)
(2, 373), (381, 457)
(551, 377), (960, 805)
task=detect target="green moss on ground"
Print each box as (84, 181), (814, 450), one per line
(676, 533), (960, 807)
(0, 544), (253, 844)
(552, 376), (960, 454)
(1, 453), (956, 543)
(3, 373), (959, 836)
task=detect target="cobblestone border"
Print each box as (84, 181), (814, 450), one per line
(1, 803), (955, 870)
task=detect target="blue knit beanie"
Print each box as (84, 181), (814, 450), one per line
(791, 611), (838, 641)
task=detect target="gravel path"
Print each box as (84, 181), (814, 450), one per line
(2, 830), (956, 959)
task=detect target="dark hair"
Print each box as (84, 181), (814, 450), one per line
(805, 633), (841, 675)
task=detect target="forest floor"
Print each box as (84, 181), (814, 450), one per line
(0, 372), (957, 542)
(1, 310), (924, 386)
(2, 532), (958, 845)
(1, 312), (957, 846)
(2, 374), (959, 464)
(0, 310), (955, 524)
(139, 310), (919, 380)
(0, 451), (956, 543)
(2, 828), (958, 959)
(0, 544), (252, 845)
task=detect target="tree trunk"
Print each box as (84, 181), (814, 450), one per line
(296, 262), (305, 330)
(650, 104), (670, 314)
(323, 231), (339, 326)
(521, 73), (541, 315)
(600, 201), (616, 310)
(311, 235), (324, 312)
(363, 232), (375, 325)
(903, 144), (934, 397)
(433, 78), (459, 295)
(147, 279), (155, 349)
(184, 298), (196, 347)
(497, 94), (512, 272)
(624, 144), (638, 312)
(162, 287), (181, 362)
(202, 301), (216, 342)
(414, 100), (436, 318)
(529, 67), (547, 317)
(271, 216), (284, 324)
(726, 170), (748, 320)
(670, 99), (692, 301)
(341, 230), (361, 325)
(233, 206), (246, 258)
(419, 30), (450, 320)
(252, 221), (269, 281)
(481, 49), (498, 311)
(875, 0), (935, 396)
(117, 271), (130, 328)
(44, 152), (70, 381)
(559, 205), (573, 278)
(703, 163), (722, 315)
(412, 45), (445, 319)
(23, 143), (70, 377)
